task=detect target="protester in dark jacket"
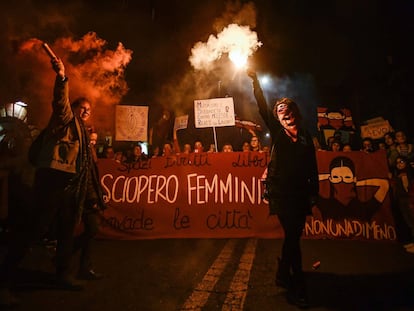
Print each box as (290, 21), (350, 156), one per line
(248, 69), (319, 309)
(0, 57), (105, 307)
(392, 155), (414, 253)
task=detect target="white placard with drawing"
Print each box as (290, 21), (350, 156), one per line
(115, 105), (148, 141)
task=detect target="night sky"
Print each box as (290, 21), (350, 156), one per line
(1, 0), (413, 149)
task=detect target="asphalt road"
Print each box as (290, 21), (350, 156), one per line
(2, 238), (414, 311)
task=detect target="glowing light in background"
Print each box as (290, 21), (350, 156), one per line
(259, 75), (270, 86)
(0, 101), (28, 121)
(189, 23), (262, 71)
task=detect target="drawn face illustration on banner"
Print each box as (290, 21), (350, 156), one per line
(328, 157), (357, 206)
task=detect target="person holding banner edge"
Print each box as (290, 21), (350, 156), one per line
(247, 69), (319, 308)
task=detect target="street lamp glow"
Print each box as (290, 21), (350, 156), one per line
(259, 75), (270, 85)
(15, 101), (27, 107)
(1, 101), (28, 121)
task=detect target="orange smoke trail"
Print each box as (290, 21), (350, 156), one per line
(55, 32), (132, 107)
(16, 32), (133, 136)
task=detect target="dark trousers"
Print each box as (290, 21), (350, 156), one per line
(277, 211), (307, 276)
(396, 197), (414, 241)
(73, 209), (99, 272)
(1, 168), (78, 284)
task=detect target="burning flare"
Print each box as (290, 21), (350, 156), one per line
(229, 49), (247, 69)
(189, 23), (262, 71)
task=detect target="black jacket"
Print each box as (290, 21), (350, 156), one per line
(251, 76), (319, 214)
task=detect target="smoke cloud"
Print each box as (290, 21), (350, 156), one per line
(0, 0), (321, 149)
(189, 2), (261, 72)
(147, 1), (268, 150)
(157, 1), (261, 113)
(189, 23), (262, 71)
(16, 32), (132, 133)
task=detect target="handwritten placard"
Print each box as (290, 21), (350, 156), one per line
(174, 115), (189, 131)
(360, 120), (393, 139)
(194, 97), (235, 128)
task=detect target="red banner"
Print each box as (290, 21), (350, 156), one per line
(96, 150), (396, 241)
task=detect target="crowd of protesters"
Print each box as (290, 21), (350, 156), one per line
(2, 83), (414, 308)
(96, 125), (414, 254)
(96, 123), (413, 162)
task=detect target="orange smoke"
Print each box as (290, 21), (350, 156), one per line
(19, 38), (44, 53)
(55, 32), (132, 107)
(16, 32), (133, 136)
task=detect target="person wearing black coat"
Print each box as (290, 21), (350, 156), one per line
(248, 69), (319, 308)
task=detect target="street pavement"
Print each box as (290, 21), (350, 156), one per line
(1, 238), (414, 311)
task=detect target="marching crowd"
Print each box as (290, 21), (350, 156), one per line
(102, 125), (414, 257)
(1, 55), (413, 309)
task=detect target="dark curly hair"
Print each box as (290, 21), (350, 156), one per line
(71, 97), (91, 109)
(272, 97), (302, 122)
